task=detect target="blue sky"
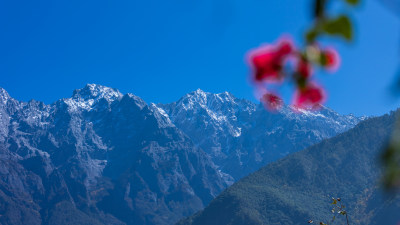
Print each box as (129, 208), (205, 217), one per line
(0, 0), (399, 116)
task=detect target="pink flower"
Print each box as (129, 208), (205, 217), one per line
(293, 83), (326, 109)
(248, 38), (294, 82)
(297, 58), (313, 78)
(322, 48), (340, 72)
(261, 93), (283, 111)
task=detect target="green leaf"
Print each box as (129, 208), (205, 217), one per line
(296, 75), (307, 89)
(322, 15), (353, 41)
(344, 0), (360, 6)
(319, 52), (328, 66)
(305, 28), (319, 43)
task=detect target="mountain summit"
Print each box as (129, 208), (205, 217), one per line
(0, 87), (11, 104)
(64, 84), (123, 111)
(72, 83), (123, 101)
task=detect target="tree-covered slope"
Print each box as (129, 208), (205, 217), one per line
(178, 110), (400, 225)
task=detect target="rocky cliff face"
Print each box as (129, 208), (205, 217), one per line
(0, 85), (361, 225)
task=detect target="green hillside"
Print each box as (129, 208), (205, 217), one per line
(178, 110), (400, 225)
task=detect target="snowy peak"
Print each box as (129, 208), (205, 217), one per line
(0, 87), (22, 114)
(72, 84), (123, 102)
(0, 87), (12, 105)
(181, 89), (209, 108)
(275, 104), (336, 119)
(286, 104), (361, 125)
(65, 84), (123, 111)
(163, 89), (253, 125)
(178, 89), (255, 112)
(158, 90), (258, 156)
(194, 88), (207, 95)
(187, 89), (236, 103)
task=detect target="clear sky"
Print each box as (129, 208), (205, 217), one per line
(0, 0), (399, 116)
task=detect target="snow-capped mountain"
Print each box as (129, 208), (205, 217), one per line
(160, 89), (362, 180)
(0, 84), (362, 225)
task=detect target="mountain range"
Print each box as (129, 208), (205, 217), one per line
(0, 84), (362, 225)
